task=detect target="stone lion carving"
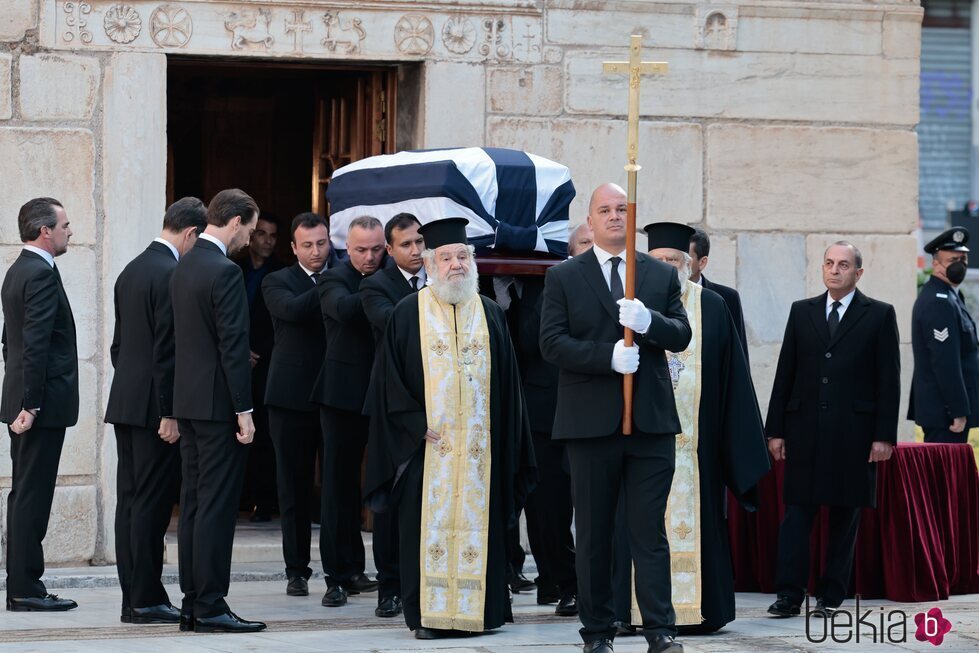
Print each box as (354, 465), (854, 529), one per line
(225, 7), (274, 50)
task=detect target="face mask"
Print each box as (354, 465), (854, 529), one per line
(946, 260), (968, 284)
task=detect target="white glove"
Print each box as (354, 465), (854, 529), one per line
(617, 298), (652, 334)
(612, 339), (640, 374)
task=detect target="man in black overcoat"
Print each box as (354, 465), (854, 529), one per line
(539, 182), (690, 653)
(105, 197), (206, 624)
(311, 215), (387, 607)
(261, 212), (338, 598)
(170, 188), (266, 633)
(2, 197), (79, 612)
(766, 241), (900, 618)
(360, 212), (426, 618)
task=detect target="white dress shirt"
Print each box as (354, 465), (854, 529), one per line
(399, 266), (426, 289)
(153, 237), (180, 261)
(23, 245), (54, 268)
(826, 289), (856, 320)
(592, 244), (628, 292)
(198, 232), (228, 256)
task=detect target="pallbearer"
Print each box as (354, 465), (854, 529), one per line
(364, 217), (535, 640)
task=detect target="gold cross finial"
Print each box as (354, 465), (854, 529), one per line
(603, 35), (668, 175)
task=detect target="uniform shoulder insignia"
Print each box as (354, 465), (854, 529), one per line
(934, 327), (950, 342)
(936, 293), (948, 298)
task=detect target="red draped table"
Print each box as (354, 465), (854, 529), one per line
(727, 442), (979, 601)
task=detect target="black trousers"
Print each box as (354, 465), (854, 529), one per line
(242, 369), (276, 512)
(373, 507), (401, 600)
(319, 406), (367, 586)
(774, 504), (862, 607)
(114, 424), (180, 609)
(566, 432), (676, 644)
(177, 418), (248, 618)
(5, 425), (65, 598)
(923, 427), (969, 444)
(525, 432), (576, 595)
(507, 511), (527, 578)
(268, 406), (320, 580)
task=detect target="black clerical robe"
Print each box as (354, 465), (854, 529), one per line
(614, 285), (770, 632)
(364, 292), (536, 632)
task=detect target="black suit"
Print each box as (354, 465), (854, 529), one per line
(539, 248), (691, 644)
(701, 275), (749, 363)
(238, 257), (283, 515)
(105, 241), (180, 610)
(766, 289), (900, 607)
(311, 260), (376, 587)
(262, 263), (326, 581)
(514, 277), (576, 597)
(1, 250), (78, 599)
(360, 264), (418, 600)
(171, 237), (253, 619)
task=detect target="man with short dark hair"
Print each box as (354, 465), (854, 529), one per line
(238, 213), (282, 522)
(360, 212), (425, 617)
(171, 188), (266, 633)
(2, 197), (79, 612)
(766, 241), (899, 619)
(106, 197), (207, 625)
(312, 215), (386, 607)
(688, 228), (748, 361)
(262, 212), (338, 598)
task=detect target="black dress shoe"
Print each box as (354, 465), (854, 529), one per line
(647, 634), (683, 653)
(509, 572), (535, 593)
(321, 585), (348, 607)
(537, 584), (561, 605)
(120, 606), (131, 623)
(179, 611), (194, 632)
(613, 620), (639, 636)
(344, 573), (378, 594)
(810, 598), (838, 618)
(131, 603), (181, 624)
(287, 576), (309, 597)
(767, 595), (801, 618)
(555, 593), (578, 616)
(249, 507), (272, 523)
(6, 594), (78, 612)
(375, 595), (403, 618)
(583, 639), (614, 653)
(194, 611), (267, 633)
(414, 627), (454, 639)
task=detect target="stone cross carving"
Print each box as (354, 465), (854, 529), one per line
(285, 9), (312, 54)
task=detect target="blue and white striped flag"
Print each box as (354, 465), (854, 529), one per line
(326, 147), (575, 257)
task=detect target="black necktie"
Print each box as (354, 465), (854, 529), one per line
(828, 300), (841, 337)
(609, 257), (624, 302)
(410, 276), (419, 291)
(311, 272), (321, 285)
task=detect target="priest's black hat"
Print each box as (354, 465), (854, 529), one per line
(643, 222), (696, 252)
(418, 217), (469, 249)
(924, 226), (970, 254)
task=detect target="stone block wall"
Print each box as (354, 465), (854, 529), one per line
(0, 0), (921, 566)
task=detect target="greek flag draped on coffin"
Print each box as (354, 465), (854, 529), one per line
(326, 147), (576, 257)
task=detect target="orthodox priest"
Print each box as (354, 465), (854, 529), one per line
(613, 222), (770, 634)
(364, 217), (536, 640)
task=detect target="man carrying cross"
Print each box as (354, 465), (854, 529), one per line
(540, 183), (690, 653)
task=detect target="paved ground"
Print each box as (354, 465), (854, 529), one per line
(0, 566), (976, 653)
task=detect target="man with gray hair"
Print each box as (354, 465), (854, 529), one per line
(364, 217), (535, 640)
(568, 223), (594, 258)
(311, 215), (386, 608)
(2, 197), (78, 612)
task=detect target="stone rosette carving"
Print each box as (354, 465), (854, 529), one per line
(225, 7), (274, 50)
(104, 4), (142, 44)
(442, 15), (476, 55)
(150, 3), (193, 48)
(394, 14), (434, 56)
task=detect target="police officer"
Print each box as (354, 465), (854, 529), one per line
(909, 227), (979, 443)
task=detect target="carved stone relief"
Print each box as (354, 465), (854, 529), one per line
(697, 6), (738, 51)
(321, 11), (365, 54)
(63, 2), (94, 44)
(104, 4), (141, 44)
(150, 3), (192, 48)
(284, 9), (312, 54)
(442, 15), (476, 55)
(480, 17), (510, 61)
(394, 14), (434, 56)
(225, 7), (274, 50)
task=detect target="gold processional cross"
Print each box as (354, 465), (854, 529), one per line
(602, 35), (668, 435)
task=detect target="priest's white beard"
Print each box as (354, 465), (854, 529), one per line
(429, 261), (480, 305)
(677, 258), (691, 293)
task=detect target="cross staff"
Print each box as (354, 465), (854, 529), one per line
(603, 35), (668, 435)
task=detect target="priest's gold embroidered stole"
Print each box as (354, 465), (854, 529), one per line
(633, 281), (704, 626)
(417, 288), (493, 631)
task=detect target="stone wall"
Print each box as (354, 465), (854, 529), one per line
(0, 0), (921, 566)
